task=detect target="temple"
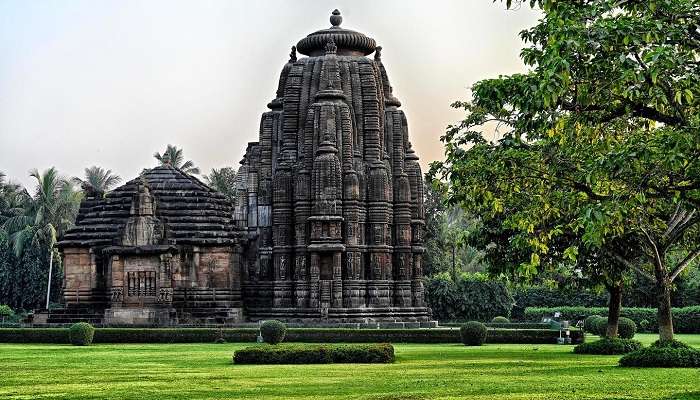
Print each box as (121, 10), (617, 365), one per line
(51, 10), (429, 325)
(234, 10), (429, 322)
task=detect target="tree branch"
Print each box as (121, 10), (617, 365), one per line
(670, 247), (700, 282)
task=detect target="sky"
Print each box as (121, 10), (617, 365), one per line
(0, 0), (540, 189)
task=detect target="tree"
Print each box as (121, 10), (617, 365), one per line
(434, 0), (700, 342)
(2, 168), (81, 309)
(154, 144), (200, 175)
(0, 172), (29, 225)
(72, 166), (121, 193)
(204, 167), (238, 203)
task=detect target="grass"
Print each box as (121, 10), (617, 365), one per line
(0, 334), (698, 399)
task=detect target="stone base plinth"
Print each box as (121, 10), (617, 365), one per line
(104, 307), (177, 326)
(245, 306), (432, 323)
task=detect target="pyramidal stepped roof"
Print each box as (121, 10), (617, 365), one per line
(58, 164), (237, 248)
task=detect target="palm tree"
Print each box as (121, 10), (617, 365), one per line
(204, 167), (237, 203)
(154, 144), (200, 175)
(72, 166), (122, 193)
(0, 172), (30, 225)
(2, 168), (82, 309)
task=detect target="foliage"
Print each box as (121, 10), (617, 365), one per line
(72, 166), (121, 193)
(260, 320), (287, 344)
(154, 144), (200, 175)
(639, 319), (651, 332)
(0, 327), (584, 344)
(425, 272), (513, 322)
(0, 305), (13, 323)
(584, 315), (605, 336)
(619, 346), (700, 368)
(68, 322), (95, 346)
(459, 321), (488, 346)
(436, 0), (700, 344)
(573, 338), (643, 355)
(617, 317), (637, 339)
(511, 286), (608, 319)
(423, 178), (487, 277)
(650, 339), (694, 350)
(524, 306), (700, 333)
(203, 167), (237, 203)
(233, 343), (395, 364)
(491, 316), (509, 323)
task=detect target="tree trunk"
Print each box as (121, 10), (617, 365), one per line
(606, 282), (623, 338)
(45, 249), (53, 310)
(656, 277), (674, 343)
(451, 245), (456, 280)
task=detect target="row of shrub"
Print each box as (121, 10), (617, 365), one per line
(425, 272), (513, 322)
(619, 340), (700, 368)
(524, 306), (700, 333)
(511, 287), (608, 319)
(0, 327), (584, 344)
(233, 343), (395, 364)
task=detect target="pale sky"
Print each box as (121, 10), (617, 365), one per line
(0, 0), (540, 188)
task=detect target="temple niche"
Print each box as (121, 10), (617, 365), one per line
(234, 10), (430, 322)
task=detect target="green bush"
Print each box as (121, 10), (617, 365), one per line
(619, 346), (700, 368)
(491, 316), (510, 323)
(511, 287), (607, 319)
(584, 315), (604, 334)
(425, 272), (513, 322)
(68, 322), (95, 346)
(573, 338), (643, 355)
(233, 343), (394, 364)
(0, 327), (584, 344)
(617, 317), (636, 339)
(524, 306), (700, 333)
(650, 339), (694, 350)
(260, 320), (287, 344)
(460, 321), (487, 346)
(639, 319), (651, 332)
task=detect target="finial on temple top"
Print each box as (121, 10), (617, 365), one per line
(330, 9), (342, 27)
(374, 46), (382, 61)
(325, 39), (337, 55)
(289, 46), (297, 62)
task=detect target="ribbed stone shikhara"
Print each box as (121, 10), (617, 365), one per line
(234, 10), (429, 322)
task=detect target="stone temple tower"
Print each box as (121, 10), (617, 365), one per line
(234, 10), (429, 322)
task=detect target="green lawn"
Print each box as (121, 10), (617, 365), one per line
(0, 334), (698, 400)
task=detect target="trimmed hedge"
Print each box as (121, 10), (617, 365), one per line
(233, 343), (395, 364)
(511, 287), (607, 319)
(617, 317), (636, 339)
(0, 327), (585, 344)
(619, 345), (700, 368)
(491, 316), (510, 323)
(460, 321), (487, 346)
(573, 338), (643, 355)
(260, 320), (286, 344)
(69, 323), (95, 346)
(524, 306), (700, 333)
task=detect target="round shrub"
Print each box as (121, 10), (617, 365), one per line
(260, 320), (287, 344)
(491, 316), (510, 323)
(639, 319), (650, 332)
(619, 346), (700, 368)
(573, 338), (643, 355)
(459, 321), (488, 346)
(617, 317), (636, 339)
(584, 315), (603, 334)
(68, 322), (95, 346)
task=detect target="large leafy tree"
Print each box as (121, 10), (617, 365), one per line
(2, 168), (82, 309)
(0, 172), (30, 225)
(434, 0), (700, 342)
(72, 166), (121, 193)
(204, 167), (237, 203)
(154, 144), (200, 175)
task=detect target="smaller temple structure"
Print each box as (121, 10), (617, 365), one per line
(55, 165), (243, 325)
